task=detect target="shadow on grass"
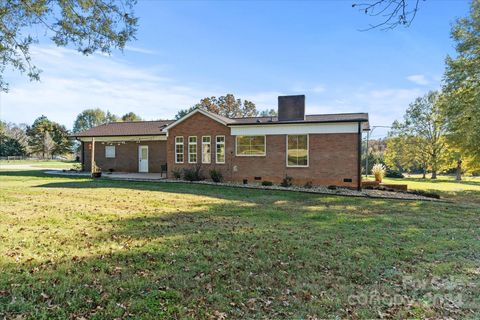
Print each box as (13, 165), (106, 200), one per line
(0, 170), (86, 180)
(1, 170), (479, 319)
(1, 202), (478, 319)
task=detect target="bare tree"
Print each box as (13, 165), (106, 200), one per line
(353, 0), (422, 31)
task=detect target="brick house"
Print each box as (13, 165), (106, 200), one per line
(73, 95), (369, 189)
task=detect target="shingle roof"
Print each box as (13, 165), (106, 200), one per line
(229, 113), (369, 125)
(72, 120), (173, 137)
(73, 112), (369, 138)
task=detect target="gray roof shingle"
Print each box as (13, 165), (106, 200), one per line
(72, 120), (173, 137)
(73, 112), (369, 137)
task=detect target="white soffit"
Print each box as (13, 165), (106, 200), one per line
(230, 122), (359, 135)
(78, 135), (167, 142)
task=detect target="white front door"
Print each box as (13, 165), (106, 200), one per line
(139, 145), (149, 172)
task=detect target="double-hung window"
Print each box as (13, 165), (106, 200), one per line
(105, 145), (115, 158)
(175, 136), (184, 163)
(216, 136), (225, 164)
(287, 135), (308, 167)
(236, 135), (266, 156)
(188, 136), (197, 163)
(202, 136), (211, 164)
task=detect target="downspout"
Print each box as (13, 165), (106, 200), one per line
(357, 122), (362, 191)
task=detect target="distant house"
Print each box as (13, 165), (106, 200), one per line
(73, 95), (369, 189)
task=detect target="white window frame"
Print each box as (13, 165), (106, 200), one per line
(235, 135), (266, 157)
(202, 136), (211, 164)
(216, 135), (225, 164)
(188, 136), (197, 163)
(286, 134), (309, 168)
(175, 136), (184, 164)
(105, 145), (116, 158)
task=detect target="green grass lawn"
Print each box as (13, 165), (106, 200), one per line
(375, 175), (480, 205)
(0, 170), (479, 319)
(0, 160), (78, 169)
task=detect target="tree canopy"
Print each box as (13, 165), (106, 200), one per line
(175, 94), (258, 119)
(121, 112), (142, 121)
(73, 108), (126, 133)
(0, 0), (138, 92)
(443, 0), (480, 170)
(384, 91), (448, 179)
(27, 115), (71, 159)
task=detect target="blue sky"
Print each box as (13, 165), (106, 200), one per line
(0, 0), (471, 138)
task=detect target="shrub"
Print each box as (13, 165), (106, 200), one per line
(280, 176), (293, 187)
(372, 163), (386, 182)
(261, 181), (273, 186)
(172, 168), (182, 179)
(183, 165), (204, 181)
(409, 189), (441, 199)
(385, 169), (404, 179)
(303, 181), (313, 189)
(209, 169), (223, 183)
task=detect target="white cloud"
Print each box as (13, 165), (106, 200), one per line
(406, 74), (430, 85)
(124, 46), (157, 55)
(307, 87), (423, 137)
(311, 85), (326, 93)
(0, 45), (430, 139)
(1, 46), (215, 128)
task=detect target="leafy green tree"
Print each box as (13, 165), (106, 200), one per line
(106, 111), (120, 123)
(27, 116), (71, 158)
(0, 122), (26, 157)
(399, 91), (448, 179)
(443, 0), (480, 169)
(121, 112), (142, 121)
(259, 109), (278, 117)
(0, 135), (27, 157)
(73, 109), (107, 133)
(384, 134), (429, 177)
(175, 94), (258, 119)
(0, 121), (29, 153)
(0, 0), (137, 92)
(73, 108), (119, 133)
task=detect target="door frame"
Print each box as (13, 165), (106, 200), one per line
(138, 145), (149, 173)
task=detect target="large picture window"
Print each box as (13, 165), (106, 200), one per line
(216, 136), (225, 164)
(175, 136), (184, 163)
(287, 135), (308, 167)
(236, 135), (266, 156)
(105, 145), (115, 158)
(188, 136), (197, 163)
(202, 136), (211, 164)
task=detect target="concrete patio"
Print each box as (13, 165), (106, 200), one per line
(45, 170), (166, 180)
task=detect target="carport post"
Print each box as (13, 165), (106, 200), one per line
(91, 137), (95, 176)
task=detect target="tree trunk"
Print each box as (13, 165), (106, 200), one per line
(422, 168), (426, 179)
(455, 159), (462, 181)
(431, 170), (437, 179)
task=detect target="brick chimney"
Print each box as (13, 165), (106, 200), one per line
(278, 95), (305, 121)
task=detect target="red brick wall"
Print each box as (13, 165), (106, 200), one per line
(167, 112), (360, 188)
(83, 140), (167, 173)
(167, 112), (234, 180)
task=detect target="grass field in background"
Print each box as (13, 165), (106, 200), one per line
(366, 174), (480, 204)
(0, 169), (479, 319)
(0, 160), (78, 169)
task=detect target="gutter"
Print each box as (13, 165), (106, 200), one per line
(227, 119), (369, 126)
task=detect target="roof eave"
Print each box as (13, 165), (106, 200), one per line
(228, 119), (369, 126)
